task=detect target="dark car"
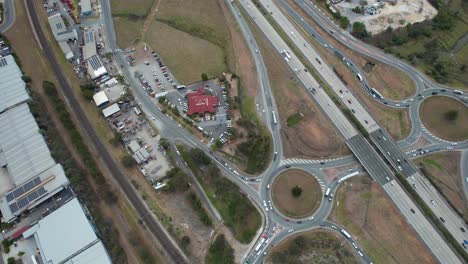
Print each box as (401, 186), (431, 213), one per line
(410, 209), (415, 214)
(285, 165), (291, 168)
(440, 217), (445, 223)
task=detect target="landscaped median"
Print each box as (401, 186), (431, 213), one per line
(178, 146), (261, 243)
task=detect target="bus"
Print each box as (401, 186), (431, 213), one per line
(325, 188), (331, 197)
(371, 88), (383, 99)
(272, 111), (277, 125)
(254, 238), (266, 251)
(341, 229), (351, 239)
(356, 73), (363, 82)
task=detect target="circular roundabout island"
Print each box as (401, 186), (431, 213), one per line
(271, 169), (322, 219)
(420, 96), (468, 141)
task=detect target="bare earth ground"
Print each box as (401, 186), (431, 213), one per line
(249, 13), (349, 159)
(144, 0), (233, 84)
(286, 0), (417, 101)
(266, 229), (358, 264)
(8, 0), (164, 262)
(272, 170), (322, 218)
(329, 175), (436, 264)
(416, 152), (468, 220)
(420, 96), (468, 141)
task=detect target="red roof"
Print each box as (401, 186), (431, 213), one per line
(187, 88), (218, 115)
(10, 225), (29, 240)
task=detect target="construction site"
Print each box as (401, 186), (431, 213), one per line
(331, 0), (438, 34)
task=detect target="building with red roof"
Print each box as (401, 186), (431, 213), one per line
(187, 88), (218, 115)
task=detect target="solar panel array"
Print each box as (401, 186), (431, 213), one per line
(88, 55), (103, 71)
(6, 176), (48, 213)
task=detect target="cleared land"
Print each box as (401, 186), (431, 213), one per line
(285, 0), (411, 140)
(272, 170), (322, 218)
(329, 176), (436, 264)
(145, 0), (234, 84)
(287, 0), (417, 101)
(266, 230), (358, 264)
(111, 0), (154, 47)
(416, 152), (467, 221)
(248, 8), (349, 159)
(420, 96), (468, 141)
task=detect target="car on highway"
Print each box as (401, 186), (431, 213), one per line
(266, 184), (270, 189)
(285, 165), (291, 168)
(410, 209), (415, 214)
(440, 217), (445, 223)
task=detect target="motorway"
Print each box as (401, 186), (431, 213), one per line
(9, 0), (466, 263)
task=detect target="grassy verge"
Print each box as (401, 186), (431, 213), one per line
(286, 112), (304, 127)
(248, 0), (368, 138)
(189, 192), (213, 227)
(267, 230), (357, 263)
(205, 234), (234, 264)
(395, 173), (468, 262)
(179, 147), (261, 243)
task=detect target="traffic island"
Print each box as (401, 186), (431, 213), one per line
(271, 169), (322, 218)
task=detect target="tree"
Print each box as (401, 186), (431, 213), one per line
(445, 110), (458, 121)
(7, 257), (15, 264)
(352, 22), (369, 39)
(359, 0), (368, 6)
(201, 73), (209, 81)
(352, 6), (362, 14)
(339, 16), (350, 29)
(291, 185), (302, 197)
(159, 138), (170, 150)
(121, 154), (134, 168)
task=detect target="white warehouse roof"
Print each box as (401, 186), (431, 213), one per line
(47, 13), (78, 42)
(0, 164), (70, 223)
(23, 198), (111, 264)
(58, 41), (74, 60)
(86, 55), (107, 80)
(0, 104), (56, 186)
(92, 91), (109, 107)
(0, 55), (29, 113)
(102, 103), (120, 118)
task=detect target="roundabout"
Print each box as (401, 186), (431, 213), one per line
(420, 96), (468, 141)
(271, 169), (322, 219)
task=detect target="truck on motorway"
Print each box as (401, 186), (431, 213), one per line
(281, 50), (291, 60)
(371, 88), (383, 99)
(341, 229), (351, 239)
(454, 90), (464, 95)
(356, 73), (363, 82)
(338, 171), (359, 183)
(325, 188), (331, 197)
(255, 238), (266, 251)
(272, 111), (277, 124)
(176, 85), (186, 90)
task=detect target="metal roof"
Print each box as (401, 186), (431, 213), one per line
(27, 198), (111, 264)
(86, 55), (107, 79)
(0, 104), (55, 186)
(0, 55), (29, 113)
(58, 41), (74, 60)
(82, 30), (96, 60)
(47, 13), (66, 38)
(102, 103), (120, 118)
(92, 91), (109, 107)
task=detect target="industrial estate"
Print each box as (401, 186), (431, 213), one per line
(0, 0), (467, 264)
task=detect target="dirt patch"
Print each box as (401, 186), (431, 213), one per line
(272, 169), (322, 218)
(329, 175), (436, 264)
(420, 96), (468, 141)
(416, 152), (467, 220)
(250, 14), (349, 159)
(265, 229), (358, 264)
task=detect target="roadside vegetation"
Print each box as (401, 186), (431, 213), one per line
(330, 175), (437, 263)
(355, 0), (468, 87)
(205, 235), (235, 264)
(416, 152), (467, 221)
(420, 96), (468, 141)
(267, 230), (357, 264)
(179, 146), (261, 243)
(33, 83), (126, 262)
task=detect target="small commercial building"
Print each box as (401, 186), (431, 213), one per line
(128, 140), (150, 164)
(58, 41), (74, 60)
(92, 91), (109, 107)
(102, 103), (120, 118)
(22, 198), (112, 264)
(82, 30), (97, 60)
(80, 0), (93, 16)
(86, 55), (107, 80)
(47, 13), (78, 42)
(187, 87), (218, 115)
(0, 55), (29, 114)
